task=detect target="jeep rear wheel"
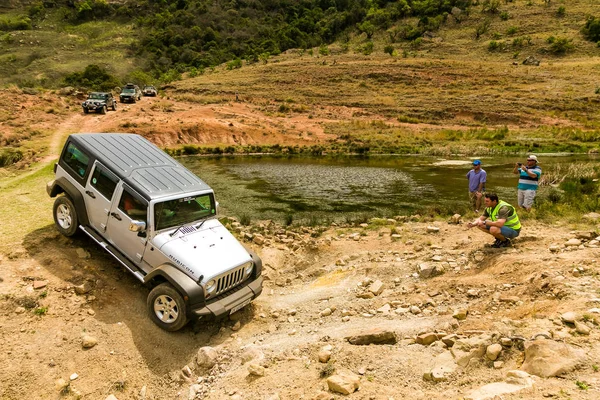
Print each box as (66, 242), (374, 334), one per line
(112, 102), (117, 111)
(147, 283), (188, 331)
(53, 196), (79, 237)
(100, 106), (107, 114)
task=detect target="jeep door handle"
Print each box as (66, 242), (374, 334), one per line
(85, 190), (96, 199)
(110, 212), (122, 221)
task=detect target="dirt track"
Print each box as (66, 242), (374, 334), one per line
(1, 92), (600, 400)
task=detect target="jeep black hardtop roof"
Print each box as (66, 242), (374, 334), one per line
(67, 133), (211, 201)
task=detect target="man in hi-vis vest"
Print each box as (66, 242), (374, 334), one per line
(467, 193), (521, 248)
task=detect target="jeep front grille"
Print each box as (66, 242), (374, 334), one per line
(215, 265), (247, 296)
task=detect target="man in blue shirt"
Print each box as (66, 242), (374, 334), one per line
(513, 154), (542, 211)
(466, 159), (486, 212)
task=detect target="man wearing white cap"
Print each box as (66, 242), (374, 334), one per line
(513, 154), (542, 211)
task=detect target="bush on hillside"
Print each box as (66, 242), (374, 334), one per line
(582, 16), (600, 42)
(0, 16), (32, 31)
(63, 64), (121, 91)
(546, 36), (574, 54)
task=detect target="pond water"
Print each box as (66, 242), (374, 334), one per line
(179, 154), (595, 224)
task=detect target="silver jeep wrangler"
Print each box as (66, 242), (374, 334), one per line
(46, 133), (263, 331)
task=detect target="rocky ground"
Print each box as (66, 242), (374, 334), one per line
(1, 90), (600, 400)
(2, 214), (600, 400)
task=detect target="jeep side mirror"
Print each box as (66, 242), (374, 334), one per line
(129, 220), (146, 233)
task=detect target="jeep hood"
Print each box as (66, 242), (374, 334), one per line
(152, 219), (252, 281)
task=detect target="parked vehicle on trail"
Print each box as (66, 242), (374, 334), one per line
(82, 92), (117, 114)
(119, 83), (142, 103)
(46, 133), (263, 331)
(143, 85), (157, 96)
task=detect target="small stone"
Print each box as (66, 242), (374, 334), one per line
(320, 308), (332, 317)
(574, 321), (591, 335)
(416, 332), (438, 346)
(561, 311), (577, 324)
(248, 363), (265, 376)
(410, 305), (421, 314)
(76, 248), (90, 259)
(231, 321), (241, 331)
(70, 373), (79, 381)
(427, 226), (440, 233)
(182, 365), (192, 377)
(105, 395), (118, 400)
(453, 309), (468, 320)
(55, 378), (69, 392)
(549, 245), (561, 253)
(74, 282), (93, 295)
(368, 280), (384, 296)
(196, 347), (218, 369)
(486, 344), (502, 361)
(318, 350), (332, 363)
(15, 306), (26, 314)
(327, 372), (360, 395)
(565, 239), (582, 247)
(33, 281), (47, 289)
(81, 335), (98, 349)
(493, 361), (504, 369)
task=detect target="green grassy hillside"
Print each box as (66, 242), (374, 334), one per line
(0, 0), (599, 88)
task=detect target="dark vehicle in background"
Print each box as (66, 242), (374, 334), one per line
(82, 92), (117, 114)
(143, 85), (157, 96)
(119, 83), (142, 103)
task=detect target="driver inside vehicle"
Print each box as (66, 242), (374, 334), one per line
(120, 191), (147, 221)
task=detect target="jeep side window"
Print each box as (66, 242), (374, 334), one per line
(90, 164), (118, 200)
(118, 189), (147, 222)
(63, 142), (90, 178)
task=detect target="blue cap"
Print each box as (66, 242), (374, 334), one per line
(472, 160), (481, 166)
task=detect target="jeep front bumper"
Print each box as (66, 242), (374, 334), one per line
(192, 276), (263, 318)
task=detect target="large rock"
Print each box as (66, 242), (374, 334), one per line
(196, 346), (218, 369)
(345, 328), (397, 345)
(451, 335), (491, 367)
(423, 351), (457, 382)
(327, 372), (360, 395)
(521, 339), (586, 377)
(368, 280), (384, 296)
(465, 370), (534, 400)
(418, 263), (444, 278)
(522, 56), (540, 66)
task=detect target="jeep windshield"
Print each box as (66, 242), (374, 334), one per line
(154, 193), (216, 231)
(88, 93), (106, 99)
(121, 89), (135, 94)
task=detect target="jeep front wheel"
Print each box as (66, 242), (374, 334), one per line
(147, 283), (188, 331)
(53, 196), (79, 237)
(100, 106), (107, 114)
(112, 102), (117, 111)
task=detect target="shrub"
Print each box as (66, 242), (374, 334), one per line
(582, 17), (600, 42)
(63, 64), (121, 91)
(482, 0), (500, 14)
(500, 11), (509, 21)
(547, 36), (574, 54)
(318, 44), (329, 56)
(0, 148), (23, 167)
(488, 40), (500, 51)
(361, 41), (374, 55)
(0, 16), (32, 31)
(507, 26), (518, 35)
(556, 6), (566, 17)
(475, 19), (491, 39)
(384, 44), (394, 56)
(226, 58), (242, 70)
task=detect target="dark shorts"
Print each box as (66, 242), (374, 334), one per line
(483, 225), (520, 239)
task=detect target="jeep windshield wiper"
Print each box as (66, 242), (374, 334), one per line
(195, 220), (206, 229)
(169, 224), (187, 237)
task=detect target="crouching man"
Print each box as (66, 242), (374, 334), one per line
(467, 193), (521, 248)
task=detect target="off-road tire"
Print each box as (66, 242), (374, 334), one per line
(83, 108), (89, 114)
(112, 102), (117, 111)
(100, 106), (107, 115)
(147, 283), (189, 331)
(53, 196), (79, 237)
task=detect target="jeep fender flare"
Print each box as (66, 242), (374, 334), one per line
(47, 177), (90, 226)
(144, 264), (205, 307)
(245, 247), (263, 279)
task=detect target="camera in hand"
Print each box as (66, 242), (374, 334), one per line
(517, 163), (522, 166)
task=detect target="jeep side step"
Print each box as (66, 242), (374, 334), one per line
(79, 226), (146, 283)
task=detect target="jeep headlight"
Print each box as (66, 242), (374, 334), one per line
(243, 261), (254, 276)
(205, 279), (216, 294)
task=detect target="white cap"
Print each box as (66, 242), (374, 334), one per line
(527, 155), (538, 162)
